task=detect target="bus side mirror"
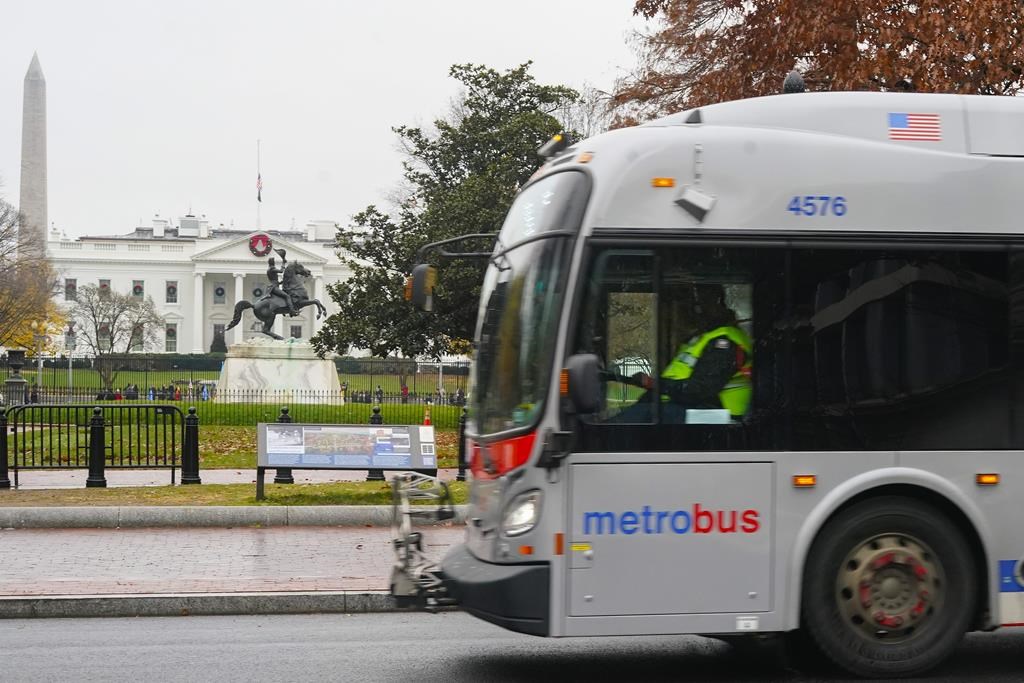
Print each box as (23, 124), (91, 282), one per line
(564, 354), (600, 414)
(406, 264), (437, 312)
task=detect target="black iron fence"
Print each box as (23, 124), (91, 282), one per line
(0, 403), (200, 489)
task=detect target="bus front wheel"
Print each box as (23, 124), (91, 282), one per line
(801, 496), (976, 679)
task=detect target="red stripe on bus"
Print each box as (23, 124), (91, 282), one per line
(469, 431), (537, 479)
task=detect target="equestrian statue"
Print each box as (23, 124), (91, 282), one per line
(226, 248), (327, 340)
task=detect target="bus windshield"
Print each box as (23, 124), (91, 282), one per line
(471, 171), (588, 435)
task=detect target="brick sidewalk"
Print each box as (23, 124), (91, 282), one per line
(0, 525), (463, 596)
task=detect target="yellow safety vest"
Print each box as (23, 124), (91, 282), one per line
(660, 326), (753, 416)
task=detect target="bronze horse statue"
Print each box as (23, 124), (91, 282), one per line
(226, 260), (327, 340)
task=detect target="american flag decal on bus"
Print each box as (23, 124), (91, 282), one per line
(888, 112), (942, 141)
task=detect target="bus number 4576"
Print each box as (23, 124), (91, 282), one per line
(787, 195), (847, 216)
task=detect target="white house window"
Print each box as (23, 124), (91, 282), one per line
(166, 281), (178, 304)
(129, 324), (144, 352)
(98, 323), (111, 351)
(132, 280), (144, 298)
(290, 325), (302, 339)
(99, 279), (110, 298)
(213, 283), (226, 305)
(165, 324), (177, 352)
(65, 278), (77, 301)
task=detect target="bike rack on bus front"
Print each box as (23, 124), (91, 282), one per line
(389, 471), (457, 610)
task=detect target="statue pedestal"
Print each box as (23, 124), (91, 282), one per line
(216, 338), (341, 403)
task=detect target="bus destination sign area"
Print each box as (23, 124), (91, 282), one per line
(257, 423), (437, 470)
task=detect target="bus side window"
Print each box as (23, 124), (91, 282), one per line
(657, 259), (754, 426)
(576, 251), (657, 423)
(606, 290), (657, 421)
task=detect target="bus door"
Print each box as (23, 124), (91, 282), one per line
(564, 248), (774, 616)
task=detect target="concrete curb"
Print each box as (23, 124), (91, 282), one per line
(0, 591), (455, 619)
(0, 505), (467, 529)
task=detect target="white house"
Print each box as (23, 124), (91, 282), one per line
(47, 214), (351, 354)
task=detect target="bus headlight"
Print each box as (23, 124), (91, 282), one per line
(502, 490), (542, 537)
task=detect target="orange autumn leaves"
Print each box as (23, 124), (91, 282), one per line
(613, 0), (1024, 126)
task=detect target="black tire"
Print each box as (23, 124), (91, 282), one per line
(801, 496), (976, 678)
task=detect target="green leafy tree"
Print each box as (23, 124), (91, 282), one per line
(312, 63), (579, 360)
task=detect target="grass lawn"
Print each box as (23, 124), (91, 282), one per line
(0, 480), (468, 507)
(199, 425), (460, 469)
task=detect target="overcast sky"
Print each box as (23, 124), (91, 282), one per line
(0, 1), (641, 238)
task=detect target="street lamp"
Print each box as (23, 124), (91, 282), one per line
(30, 320), (48, 402)
(65, 328), (76, 403)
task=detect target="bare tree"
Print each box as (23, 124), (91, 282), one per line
(68, 283), (165, 389)
(0, 199), (58, 347)
(554, 83), (615, 140)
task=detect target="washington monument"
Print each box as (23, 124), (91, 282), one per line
(20, 52), (47, 237)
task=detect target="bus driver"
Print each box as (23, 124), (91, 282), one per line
(628, 284), (753, 421)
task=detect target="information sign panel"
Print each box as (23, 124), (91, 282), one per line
(257, 423), (437, 470)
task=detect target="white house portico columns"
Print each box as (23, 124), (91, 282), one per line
(233, 273), (245, 344)
(192, 272), (205, 353)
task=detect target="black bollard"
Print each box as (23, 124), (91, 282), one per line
(273, 406), (295, 484)
(0, 411), (10, 489)
(366, 405), (385, 481)
(181, 406), (202, 484)
(86, 406), (107, 488)
(456, 406), (468, 482)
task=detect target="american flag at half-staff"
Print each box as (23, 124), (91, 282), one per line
(888, 113), (941, 141)
(257, 173), (262, 202)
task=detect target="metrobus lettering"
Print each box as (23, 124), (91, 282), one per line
(582, 504), (760, 535)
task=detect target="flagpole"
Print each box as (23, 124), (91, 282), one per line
(256, 139), (262, 230)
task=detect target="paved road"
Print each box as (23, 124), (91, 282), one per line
(0, 612), (1021, 682)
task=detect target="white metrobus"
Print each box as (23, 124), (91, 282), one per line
(430, 92), (1024, 678)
